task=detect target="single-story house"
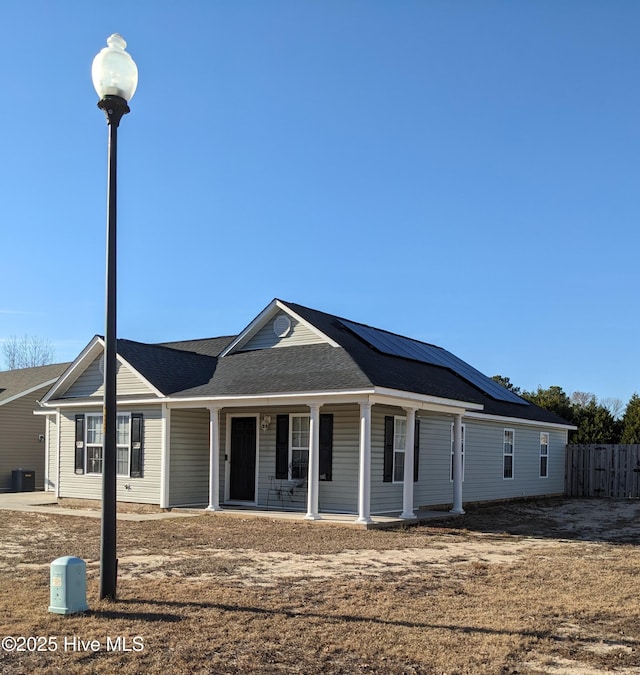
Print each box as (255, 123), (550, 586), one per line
(38, 299), (573, 522)
(0, 363), (70, 491)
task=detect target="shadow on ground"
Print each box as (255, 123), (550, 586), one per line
(425, 497), (640, 544)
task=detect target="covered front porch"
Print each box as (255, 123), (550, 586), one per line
(163, 389), (481, 524)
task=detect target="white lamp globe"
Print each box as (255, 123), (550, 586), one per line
(91, 34), (138, 102)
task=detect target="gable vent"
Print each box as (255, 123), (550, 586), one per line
(273, 315), (292, 338)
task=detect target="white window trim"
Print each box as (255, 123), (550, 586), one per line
(289, 414), (310, 480)
(85, 413), (103, 476)
(450, 422), (465, 482)
(503, 428), (514, 480)
(392, 415), (407, 484)
(539, 432), (549, 478)
(85, 412), (132, 478)
(116, 413), (132, 478)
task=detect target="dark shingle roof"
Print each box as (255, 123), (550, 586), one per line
(177, 343), (371, 398)
(157, 336), (235, 358)
(0, 363), (70, 405)
(280, 301), (571, 426)
(113, 300), (571, 427)
(116, 339), (220, 395)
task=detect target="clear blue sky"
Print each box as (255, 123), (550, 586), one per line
(1, 1), (638, 405)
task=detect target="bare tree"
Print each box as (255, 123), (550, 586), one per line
(601, 397), (624, 420)
(2, 335), (56, 370)
(570, 391), (596, 408)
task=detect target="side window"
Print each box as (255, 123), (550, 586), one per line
(392, 417), (407, 483)
(539, 432), (549, 478)
(503, 429), (514, 479)
(384, 416), (419, 483)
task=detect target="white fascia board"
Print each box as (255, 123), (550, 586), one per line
(0, 378), (61, 408)
(40, 336), (103, 403)
(41, 335), (165, 402)
(164, 386), (483, 413)
(371, 387), (484, 414)
(219, 299), (339, 357)
(219, 299), (280, 356)
(165, 388), (375, 409)
(277, 300), (340, 347)
(464, 410), (577, 430)
(40, 397), (163, 409)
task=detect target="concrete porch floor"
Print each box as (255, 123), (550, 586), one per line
(204, 504), (461, 529)
(0, 492), (461, 529)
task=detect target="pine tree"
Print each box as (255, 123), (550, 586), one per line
(620, 394), (640, 443)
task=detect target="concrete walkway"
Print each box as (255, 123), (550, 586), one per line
(0, 491), (459, 528)
(0, 491), (201, 522)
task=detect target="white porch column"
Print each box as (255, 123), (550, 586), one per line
(400, 407), (416, 519)
(207, 406), (223, 511)
(160, 404), (171, 509)
(305, 403), (321, 520)
(356, 401), (372, 524)
(451, 413), (465, 514)
(55, 410), (61, 498)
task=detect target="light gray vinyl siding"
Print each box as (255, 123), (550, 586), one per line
(53, 399), (567, 512)
(410, 416), (566, 508)
(370, 406), (405, 514)
(413, 415), (457, 507)
(57, 407), (162, 504)
(61, 357), (154, 399)
(0, 387), (50, 491)
(239, 312), (325, 351)
(316, 405), (359, 513)
(46, 414), (58, 492)
(243, 404), (360, 512)
(169, 409), (209, 507)
(370, 408), (567, 514)
(455, 420), (566, 503)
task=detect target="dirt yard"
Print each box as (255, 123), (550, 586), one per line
(0, 498), (639, 674)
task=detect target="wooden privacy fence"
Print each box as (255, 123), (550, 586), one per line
(565, 444), (640, 498)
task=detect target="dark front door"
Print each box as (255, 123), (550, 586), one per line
(229, 417), (257, 501)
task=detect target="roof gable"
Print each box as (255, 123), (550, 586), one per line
(42, 337), (164, 402)
(220, 299), (339, 357)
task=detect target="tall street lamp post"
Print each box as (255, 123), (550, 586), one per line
(91, 34), (138, 601)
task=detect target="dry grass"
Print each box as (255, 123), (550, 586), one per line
(1, 498), (639, 674)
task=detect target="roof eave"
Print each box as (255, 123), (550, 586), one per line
(0, 378), (62, 408)
(464, 410), (577, 430)
(370, 387), (484, 414)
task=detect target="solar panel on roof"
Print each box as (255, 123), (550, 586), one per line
(341, 319), (527, 405)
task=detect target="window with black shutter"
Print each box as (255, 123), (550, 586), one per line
(275, 415), (289, 479)
(383, 416), (394, 482)
(383, 415), (418, 483)
(319, 414), (333, 481)
(74, 414), (85, 474)
(130, 413), (143, 477)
